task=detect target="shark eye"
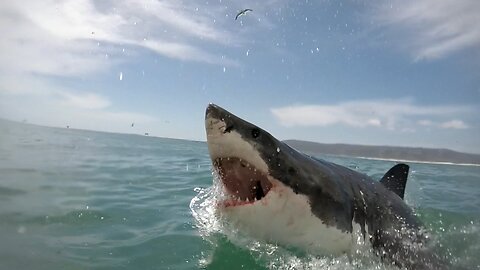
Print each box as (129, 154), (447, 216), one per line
(251, 128), (260, 138)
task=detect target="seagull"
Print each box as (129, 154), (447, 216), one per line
(235, 9), (252, 20)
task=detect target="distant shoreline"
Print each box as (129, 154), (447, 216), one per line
(353, 156), (480, 167)
(285, 139), (480, 166)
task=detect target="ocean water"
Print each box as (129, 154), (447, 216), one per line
(0, 120), (479, 270)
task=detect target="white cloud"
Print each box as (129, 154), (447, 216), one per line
(0, 0), (289, 78)
(271, 99), (472, 131)
(0, 87), (156, 134)
(418, 119), (469, 129)
(418, 119), (434, 126)
(0, 0), (258, 78)
(59, 92), (111, 110)
(366, 118), (381, 127)
(440, 120), (469, 129)
(0, 72), (156, 133)
(0, 74), (109, 110)
(372, 0), (480, 60)
(140, 40), (238, 66)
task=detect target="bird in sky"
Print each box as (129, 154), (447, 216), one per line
(235, 9), (252, 20)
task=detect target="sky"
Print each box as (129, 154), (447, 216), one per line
(0, 0), (479, 153)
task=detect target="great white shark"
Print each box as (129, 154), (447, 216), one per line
(204, 104), (452, 270)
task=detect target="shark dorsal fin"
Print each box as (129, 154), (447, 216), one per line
(380, 164), (409, 199)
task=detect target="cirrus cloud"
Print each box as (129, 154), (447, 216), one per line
(372, 0), (480, 61)
(0, 0), (287, 77)
(0, 0), (243, 77)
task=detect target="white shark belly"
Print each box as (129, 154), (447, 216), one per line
(218, 179), (355, 255)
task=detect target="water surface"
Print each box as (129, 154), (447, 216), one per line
(0, 120), (478, 269)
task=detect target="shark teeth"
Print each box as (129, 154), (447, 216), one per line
(213, 157), (272, 207)
(224, 194), (259, 207)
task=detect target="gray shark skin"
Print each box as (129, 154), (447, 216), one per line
(205, 104), (453, 270)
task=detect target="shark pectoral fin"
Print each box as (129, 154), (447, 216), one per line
(379, 164), (409, 199)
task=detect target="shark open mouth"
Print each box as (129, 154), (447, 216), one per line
(213, 157), (273, 207)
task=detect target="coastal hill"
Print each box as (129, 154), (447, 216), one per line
(284, 140), (480, 165)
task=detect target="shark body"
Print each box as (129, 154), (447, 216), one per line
(205, 104), (449, 269)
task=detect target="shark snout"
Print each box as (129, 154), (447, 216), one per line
(205, 105), (226, 138)
(205, 103), (236, 137)
(205, 103), (225, 120)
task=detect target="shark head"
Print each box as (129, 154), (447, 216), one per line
(205, 103), (280, 204)
(204, 103), (355, 254)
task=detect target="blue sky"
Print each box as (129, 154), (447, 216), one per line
(0, 0), (479, 153)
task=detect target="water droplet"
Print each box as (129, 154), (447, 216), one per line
(100, 216), (104, 220)
(246, 49), (249, 56)
(223, 67), (226, 73)
(277, 147), (280, 153)
(119, 72), (123, 81)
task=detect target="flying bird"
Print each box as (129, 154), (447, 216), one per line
(235, 9), (252, 20)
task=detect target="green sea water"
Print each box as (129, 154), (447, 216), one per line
(0, 119), (479, 270)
